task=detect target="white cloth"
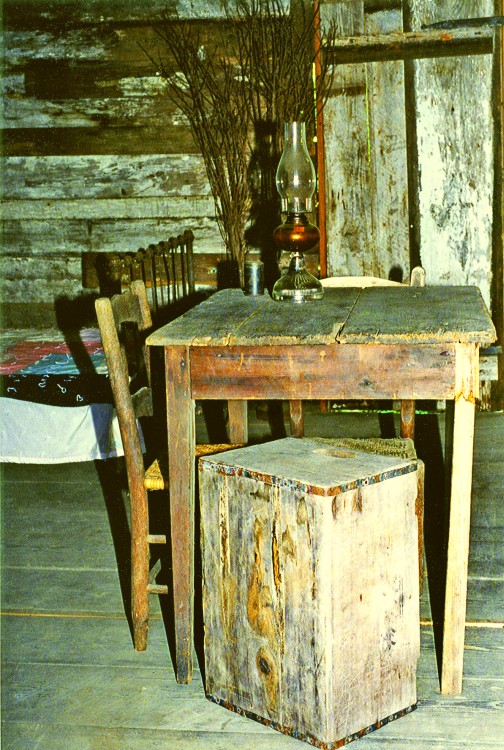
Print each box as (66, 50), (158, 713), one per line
(0, 398), (126, 464)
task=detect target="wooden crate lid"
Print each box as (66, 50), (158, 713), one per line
(199, 437), (417, 497)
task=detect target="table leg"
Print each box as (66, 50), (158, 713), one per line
(400, 399), (415, 440)
(441, 393), (476, 695)
(228, 400), (248, 444)
(165, 345), (195, 684)
(289, 399), (304, 437)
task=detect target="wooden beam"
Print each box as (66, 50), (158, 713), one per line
(324, 27), (494, 65)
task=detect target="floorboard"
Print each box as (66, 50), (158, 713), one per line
(2, 407), (503, 749)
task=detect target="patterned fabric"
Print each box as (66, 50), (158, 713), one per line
(0, 328), (112, 406)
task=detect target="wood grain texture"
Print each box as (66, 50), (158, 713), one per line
(408, 0), (495, 310)
(227, 401), (249, 445)
(148, 287), (496, 349)
(340, 286), (497, 344)
(165, 344), (195, 684)
(2, 156), (211, 200)
(325, 27), (494, 63)
(200, 438), (420, 746)
(1, 16), (231, 305)
(147, 289), (271, 347)
(190, 344), (459, 401)
(442, 344), (479, 694)
(323, 6), (410, 281)
(1, 410), (503, 748)
(3, 0), (227, 26)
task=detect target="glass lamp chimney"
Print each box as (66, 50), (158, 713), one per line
(275, 121), (316, 214)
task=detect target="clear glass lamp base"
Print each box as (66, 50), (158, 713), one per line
(271, 253), (324, 303)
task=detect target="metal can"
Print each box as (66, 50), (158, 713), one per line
(244, 258), (264, 295)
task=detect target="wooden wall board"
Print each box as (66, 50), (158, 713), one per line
(2, 218), (220, 254)
(324, 27), (494, 64)
(2, 197), (215, 220)
(323, 4), (410, 281)
(3, 126), (198, 156)
(405, 0), (495, 312)
(0, 256), (85, 303)
(1, 13), (232, 308)
(4, 95), (190, 133)
(2, 155), (211, 199)
(3, 0), (228, 27)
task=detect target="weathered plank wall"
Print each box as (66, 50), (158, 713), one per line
(1, 1), (229, 324)
(1, 0), (501, 338)
(407, 0), (495, 309)
(322, 2), (410, 281)
(321, 0), (498, 313)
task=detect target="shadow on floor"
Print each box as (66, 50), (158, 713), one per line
(375, 401), (450, 685)
(413, 408), (450, 684)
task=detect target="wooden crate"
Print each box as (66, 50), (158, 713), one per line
(199, 437), (421, 749)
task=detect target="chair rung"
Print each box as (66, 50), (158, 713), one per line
(147, 534), (167, 545)
(149, 557), (162, 584)
(196, 443), (244, 457)
(147, 583), (169, 595)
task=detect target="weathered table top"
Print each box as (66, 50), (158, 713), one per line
(147, 286), (496, 348)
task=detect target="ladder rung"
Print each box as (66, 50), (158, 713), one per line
(147, 534), (167, 544)
(147, 584), (169, 595)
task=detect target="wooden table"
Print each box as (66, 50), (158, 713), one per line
(147, 285), (496, 693)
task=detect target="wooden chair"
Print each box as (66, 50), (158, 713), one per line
(102, 230), (196, 322)
(288, 266), (426, 439)
(95, 280), (239, 651)
(143, 231), (196, 321)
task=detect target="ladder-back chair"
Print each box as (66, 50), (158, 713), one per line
(103, 230), (196, 323)
(95, 280), (239, 652)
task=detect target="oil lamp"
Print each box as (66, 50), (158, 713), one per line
(271, 121), (323, 302)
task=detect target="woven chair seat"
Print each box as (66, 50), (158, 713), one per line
(144, 444), (244, 491)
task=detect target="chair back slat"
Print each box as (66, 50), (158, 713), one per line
(95, 282), (154, 491)
(98, 230), (197, 322)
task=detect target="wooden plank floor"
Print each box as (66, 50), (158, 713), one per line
(2, 406), (503, 749)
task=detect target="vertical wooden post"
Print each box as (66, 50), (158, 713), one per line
(441, 343), (479, 695)
(289, 399), (305, 437)
(400, 265), (426, 439)
(400, 399), (416, 440)
(313, 0), (327, 278)
(165, 345), (196, 684)
(228, 400), (249, 444)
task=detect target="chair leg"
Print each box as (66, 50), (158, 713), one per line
(289, 399), (304, 437)
(131, 484), (150, 651)
(400, 399), (416, 440)
(228, 400), (248, 444)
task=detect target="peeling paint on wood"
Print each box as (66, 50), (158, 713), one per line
(3, 0), (229, 27)
(323, 6), (410, 281)
(1, 0), (499, 326)
(3, 155), (211, 200)
(407, 0), (495, 310)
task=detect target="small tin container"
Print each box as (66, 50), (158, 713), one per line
(244, 256), (264, 296)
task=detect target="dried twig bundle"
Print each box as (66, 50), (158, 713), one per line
(151, 2), (336, 282)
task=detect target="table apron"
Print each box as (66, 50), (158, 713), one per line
(189, 343), (467, 401)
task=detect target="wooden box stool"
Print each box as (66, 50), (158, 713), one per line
(199, 437), (422, 748)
